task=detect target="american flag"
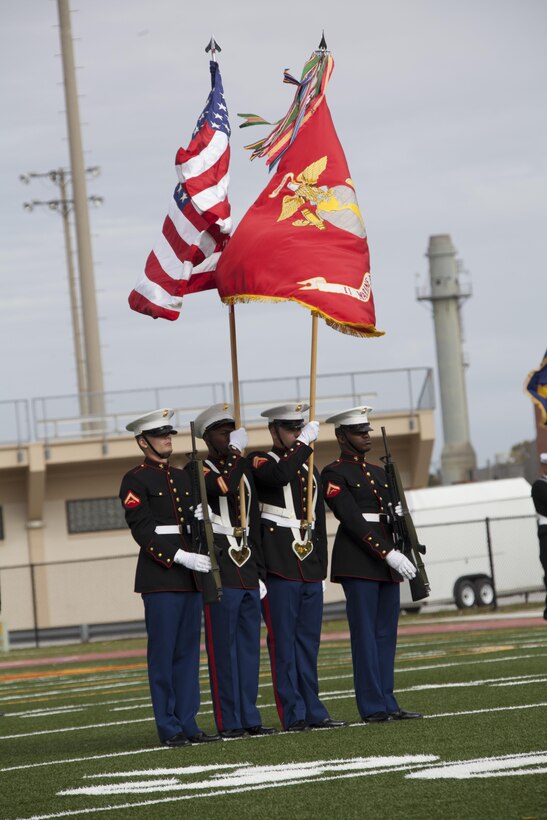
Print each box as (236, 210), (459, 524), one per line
(129, 61), (231, 320)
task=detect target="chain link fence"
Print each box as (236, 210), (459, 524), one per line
(0, 512), (543, 646)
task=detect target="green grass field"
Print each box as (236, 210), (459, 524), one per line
(1, 612), (546, 820)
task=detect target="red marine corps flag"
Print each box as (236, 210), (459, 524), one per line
(215, 42), (382, 338)
(129, 48), (231, 320)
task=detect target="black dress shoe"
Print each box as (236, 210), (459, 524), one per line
(286, 720), (310, 732)
(388, 709), (423, 720)
(219, 728), (248, 739)
(309, 718), (348, 729)
(188, 731), (222, 743)
(245, 725), (277, 735)
(161, 731), (190, 747)
(363, 711), (392, 723)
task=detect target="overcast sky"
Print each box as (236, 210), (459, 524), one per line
(1, 0), (546, 470)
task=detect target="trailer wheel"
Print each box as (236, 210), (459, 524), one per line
(475, 578), (495, 607)
(454, 578), (477, 609)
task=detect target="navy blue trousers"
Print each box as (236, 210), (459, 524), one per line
(143, 591), (202, 742)
(262, 575), (329, 729)
(341, 578), (400, 718)
(204, 587), (262, 732)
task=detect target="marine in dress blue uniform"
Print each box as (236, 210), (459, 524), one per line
(321, 406), (422, 723)
(119, 409), (220, 747)
(531, 452), (547, 621)
(249, 403), (346, 732)
(188, 404), (275, 739)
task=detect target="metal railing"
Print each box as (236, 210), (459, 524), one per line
(0, 399), (31, 448)
(0, 367), (434, 446)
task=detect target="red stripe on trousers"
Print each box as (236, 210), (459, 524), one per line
(204, 603), (223, 731)
(261, 595), (284, 725)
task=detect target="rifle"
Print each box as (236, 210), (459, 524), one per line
(380, 426), (430, 602)
(189, 421), (223, 604)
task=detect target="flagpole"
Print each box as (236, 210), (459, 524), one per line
(305, 36), (327, 536)
(306, 312), (319, 530)
(205, 34), (248, 549)
(228, 303), (248, 542)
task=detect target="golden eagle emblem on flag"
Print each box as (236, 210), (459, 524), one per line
(269, 155), (366, 238)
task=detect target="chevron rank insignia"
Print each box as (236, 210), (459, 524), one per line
(123, 490), (141, 508)
(326, 482), (342, 498)
(252, 456), (268, 470)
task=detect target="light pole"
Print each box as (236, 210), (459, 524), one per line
(21, 168), (103, 422)
(57, 0), (105, 425)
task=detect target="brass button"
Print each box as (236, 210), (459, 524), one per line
(178, 507), (182, 512)
(158, 552), (163, 557)
(382, 550), (387, 555)
(167, 558), (171, 563)
(270, 527), (275, 532)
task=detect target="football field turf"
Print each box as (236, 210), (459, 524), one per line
(1, 613), (546, 819)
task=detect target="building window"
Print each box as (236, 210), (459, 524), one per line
(0, 507), (3, 540)
(66, 498), (126, 534)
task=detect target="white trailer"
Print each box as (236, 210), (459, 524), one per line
(401, 477), (542, 610)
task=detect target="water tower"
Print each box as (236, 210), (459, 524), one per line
(417, 234), (477, 484)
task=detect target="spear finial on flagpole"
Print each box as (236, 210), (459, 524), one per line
(316, 31), (328, 52)
(205, 35), (221, 62)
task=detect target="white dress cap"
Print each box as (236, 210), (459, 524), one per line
(260, 402), (310, 423)
(325, 405), (373, 429)
(125, 408), (177, 436)
(194, 403), (235, 438)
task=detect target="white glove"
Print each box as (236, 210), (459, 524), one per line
(229, 427), (248, 452)
(297, 421), (320, 446)
(259, 580), (267, 600)
(194, 502), (212, 521)
(174, 549), (211, 573)
(394, 502), (403, 517)
(385, 550), (416, 580)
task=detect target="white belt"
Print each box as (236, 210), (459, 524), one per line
(538, 514), (547, 527)
(155, 525), (180, 535)
(261, 512), (315, 530)
(211, 523), (250, 537)
(362, 513), (389, 523)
